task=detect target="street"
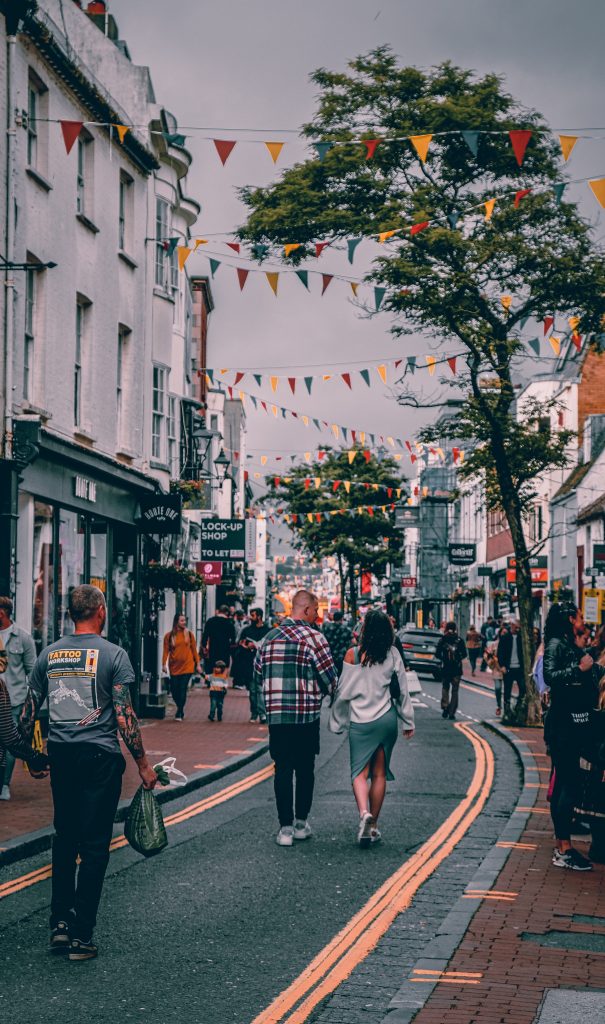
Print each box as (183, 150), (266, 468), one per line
(0, 683), (521, 1024)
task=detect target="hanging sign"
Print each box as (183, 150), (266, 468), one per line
(137, 494), (182, 534)
(583, 588), (603, 625)
(196, 561), (223, 584)
(506, 555), (548, 585)
(448, 543), (476, 566)
(199, 518), (246, 560)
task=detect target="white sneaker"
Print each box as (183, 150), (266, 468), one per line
(293, 820), (312, 841)
(370, 827), (382, 844)
(0, 785), (10, 801)
(357, 811), (375, 848)
(276, 826), (294, 847)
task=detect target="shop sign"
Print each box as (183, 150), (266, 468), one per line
(593, 544), (605, 569)
(477, 566), (493, 576)
(401, 576), (417, 588)
(448, 543), (476, 566)
(395, 506), (419, 528)
(583, 588), (603, 624)
(74, 476), (97, 503)
(199, 518), (246, 560)
(138, 494), (182, 534)
(506, 555), (548, 585)
(196, 561), (223, 584)
(245, 518), (257, 561)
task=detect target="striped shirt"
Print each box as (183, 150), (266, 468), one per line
(0, 678), (46, 772)
(253, 618), (337, 725)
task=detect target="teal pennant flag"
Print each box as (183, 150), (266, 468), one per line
(461, 131), (479, 157)
(314, 142), (333, 162)
(374, 287), (386, 311)
(407, 356), (416, 374)
(527, 337), (541, 356)
(253, 374), (262, 386)
(553, 183), (566, 205)
(252, 243), (269, 259)
(360, 369), (371, 387)
(304, 377), (313, 394)
(296, 270), (309, 290)
(447, 210), (460, 230)
(209, 259), (221, 278)
(347, 238), (363, 264)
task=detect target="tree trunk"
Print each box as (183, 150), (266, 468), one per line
(337, 552), (346, 613)
(347, 561), (358, 620)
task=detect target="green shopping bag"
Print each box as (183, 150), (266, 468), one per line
(124, 785), (168, 857)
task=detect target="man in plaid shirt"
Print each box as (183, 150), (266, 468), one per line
(253, 590), (337, 846)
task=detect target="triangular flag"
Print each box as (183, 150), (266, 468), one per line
(571, 333), (583, 352)
(347, 238), (362, 264)
(360, 369), (370, 387)
(253, 374), (262, 386)
(313, 142), (333, 162)
(60, 120), (83, 154)
(194, 239), (208, 251)
(559, 135), (578, 162)
(568, 316), (580, 330)
(270, 376), (279, 393)
(341, 373), (352, 389)
(374, 287), (386, 311)
(378, 230), (397, 243)
(236, 268), (249, 291)
(514, 188), (532, 208)
(350, 282), (359, 297)
(543, 315), (554, 335)
(484, 198), (496, 221)
(163, 132), (187, 147)
(364, 139), (380, 160)
(348, 450), (357, 464)
(407, 356), (416, 375)
(266, 272), (279, 296)
(177, 246), (191, 271)
(116, 124), (129, 144)
(265, 142), (284, 164)
(363, 449), (371, 462)
(331, 424), (339, 439)
(304, 454), (311, 463)
(553, 183), (566, 205)
(344, 481), (351, 493)
(410, 221), (429, 236)
(284, 243), (300, 257)
(426, 355), (436, 376)
(226, 242), (240, 254)
(377, 365), (387, 384)
(213, 139), (237, 165)
(288, 378), (296, 395)
(500, 295), (512, 311)
(304, 377), (313, 394)
(519, 315), (530, 329)
(313, 418), (321, 430)
(461, 130), (479, 157)
(589, 178), (605, 208)
(295, 270), (309, 290)
(252, 243), (269, 260)
(549, 336), (561, 356)
(509, 129), (532, 167)
(261, 456), (268, 466)
(234, 372), (245, 386)
(314, 477), (321, 489)
(447, 210), (460, 230)
(166, 237), (179, 257)
(206, 369), (214, 383)
(209, 258), (221, 278)
(307, 513), (314, 524)
(315, 242), (329, 258)
(332, 481), (341, 492)
(447, 356), (457, 375)
(321, 274), (333, 295)
(409, 134), (432, 163)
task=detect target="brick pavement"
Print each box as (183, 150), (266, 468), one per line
(0, 684), (267, 847)
(409, 726), (605, 1024)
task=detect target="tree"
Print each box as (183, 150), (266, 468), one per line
(263, 448), (406, 616)
(240, 50), (605, 723)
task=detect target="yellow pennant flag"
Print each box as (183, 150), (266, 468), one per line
(220, 368), (228, 375)
(238, 391), (246, 404)
(377, 365), (387, 384)
(396, 487), (402, 497)
(350, 282), (359, 297)
(459, 451), (465, 464)
(177, 246), (191, 271)
(436, 447), (445, 460)
(284, 477), (292, 483)
(284, 515), (290, 524)
(284, 243), (301, 257)
(194, 238), (208, 250)
(271, 404), (278, 417)
(410, 134), (433, 163)
(559, 135), (578, 162)
(261, 455), (268, 466)
(359, 432), (366, 444)
(344, 481), (351, 493)
(304, 452), (311, 462)
(307, 513), (314, 523)
(394, 456), (402, 463)
(484, 198), (496, 222)
(265, 142), (284, 164)
(302, 416), (309, 427)
(407, 497), (413, 506)
(270, 376), (279, 393)
(500, 295), (512, 311)
(323, 375), (333, 382)
(116, 124), (129, 144)
(426, 355), (437, 376)
(568, 316), (580, 330)
(205, 374), (212, 387)
(372, 483), (379, 491)
(348, 450), (357, 464)
(422, 486), (429, 497)
(378, 229), (397, 243)
(330, 510), (339, 517)
(314, 477), (321, 489)
(358, 507), (364, 516)
(331, 424), (340, 439)
(549, 335), (561, 356)
(387, 436), (395, 447)
(254, 472), (261, 479)
(589, 178), (605, 208)
(266, 272), (279, 296)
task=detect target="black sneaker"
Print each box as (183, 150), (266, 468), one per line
(552, 847), (593, 871)
(68, 938), (98, 961)
(448, 714), (457, 721)
(441, 709), (449, 719)
(50, 921), (71, 954)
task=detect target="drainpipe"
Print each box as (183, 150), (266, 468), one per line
(3, 19), (17, 460)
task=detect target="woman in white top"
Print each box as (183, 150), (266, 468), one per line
(329, 610), (415, 846)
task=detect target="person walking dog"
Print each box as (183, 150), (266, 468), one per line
(253, 590), (337, 847)
(329, 610), (415, 846)
(162, 614), (202, 720)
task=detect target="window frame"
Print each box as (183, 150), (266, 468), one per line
(24, 265), (36, 401)
(27, 84), (38, 167)
(152, 365), (168, 462)
(167, 394), (179, 476)
(118, 171), (134, 253)
(155, 198), (170, 290)
(117, 324), (131, 446)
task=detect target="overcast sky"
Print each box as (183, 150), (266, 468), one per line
(111, 0), (605, 486)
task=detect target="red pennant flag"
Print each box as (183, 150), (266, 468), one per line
(411, 454), (418, 464)
(394, 359), (402, 368)
(414, 486), (420, 496)
(572, 333), (583, 352)
(226, 242), (241, 253)
(405, 440), (412, 452)
(321, 274), (333, 295)
(387, 488), (393, 498)
(514, 188), (532, 209)
(543, 315), (554, 335)
(452, 447), (460, 463)
(233, 451), (240, 460)
(318, 451), (326, 460)
(274, 477), (281, 488)
(333, 481), (341, 492)
(261, 401), (267, 412)
(315, 242), (329, 258)
(509, 130), (532, 167)
(236, 268), (249, 291)
(363, 450), (371, 463)
(213, 139), (237, 165)
(364, 139), (380, 160)
(244, 471), (249, 482)
(234, 372), (245, 385)
(447, 356), (457, 375)
(315, 513), (322, 523)
(291, 514), (298, 524)
(60, 120), (83, 154)
(292, 412), (298, 419)
(227, 387), (234, 399)
(363, 482), (370, 490)
(367, 506), (374, 516)
(351, 430), (357, 443)
(410, 221), (430, 236)
(288, 377), (296, 395)
(304, 478), (311, 490)
(341, 373), (352, 389)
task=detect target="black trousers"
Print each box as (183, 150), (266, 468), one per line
(170, 673), (191, 715)
(48, 743), (125, 939)
(549, 744), (581, 841)
(468, 649), (480, 672)
(503, 667), (526, 707)
(269, 719), (320, 827)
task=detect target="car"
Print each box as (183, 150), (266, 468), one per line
(398, 626), (443, 678)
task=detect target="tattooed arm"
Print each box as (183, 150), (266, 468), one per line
(112, 680), (157, 790)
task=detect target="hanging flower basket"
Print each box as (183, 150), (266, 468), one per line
(492, 588), (510, 600)
(170, 479), (204, 508)
(451, 585), (485, 603)
(145, 561), (205, 592)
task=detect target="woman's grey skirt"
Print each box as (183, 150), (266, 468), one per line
(349, 705), (398, 782)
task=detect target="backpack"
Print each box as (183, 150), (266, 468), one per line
(442, 637), (462, 670)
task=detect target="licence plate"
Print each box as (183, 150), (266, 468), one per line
(416, 652), (432, 659)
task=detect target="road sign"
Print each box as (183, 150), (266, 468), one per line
(448, 543), (476, 566)
(477, 566), (493, 577)
(199, 518), (246, 560)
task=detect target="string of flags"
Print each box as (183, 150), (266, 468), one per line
(247, 480), (458, 524)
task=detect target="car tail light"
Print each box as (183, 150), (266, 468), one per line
(403, 643), (414, 649)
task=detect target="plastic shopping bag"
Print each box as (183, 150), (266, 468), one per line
(124, 786), (168, 858)
(153, 756), (188, 787)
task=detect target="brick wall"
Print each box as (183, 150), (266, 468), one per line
(578, 346), (605, 444)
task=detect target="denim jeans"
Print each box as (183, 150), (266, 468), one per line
(3, 702), (24, 786)
(209, 690), (226, 720)
(441, 676), (461, 717)
(248, 682), (266, 720)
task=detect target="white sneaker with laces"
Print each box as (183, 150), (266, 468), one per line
(357, 811), (375, 847)
(0, 785), (10, 801)
(276, 826), (294, 847)
(293, 820), (312, 841)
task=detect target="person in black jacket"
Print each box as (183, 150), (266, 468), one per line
(497, 621), (526, 718)
(543, 601), (604, 872)
(436, 622), (467, 721)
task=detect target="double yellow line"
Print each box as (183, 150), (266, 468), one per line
(0, 763), (274, 901)
(251, 722), (494, 1024)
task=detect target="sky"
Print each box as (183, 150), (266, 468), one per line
(110, 0), (605, 492)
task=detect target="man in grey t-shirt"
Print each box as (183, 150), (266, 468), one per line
(23, 585), (157, 961)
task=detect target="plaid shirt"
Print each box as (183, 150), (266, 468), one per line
(253, 618), (337, 725)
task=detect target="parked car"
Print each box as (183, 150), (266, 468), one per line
(398, 626), (443, 678)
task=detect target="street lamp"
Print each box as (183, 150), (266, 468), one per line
(213, 447), (231, 487)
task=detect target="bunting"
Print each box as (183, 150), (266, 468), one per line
(60, 120), (83, 154)
(559, 135), (578, 161)
(213, 139), (237, 165)
(265, 142), (284, 164)
(409, 134), (433, 163)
